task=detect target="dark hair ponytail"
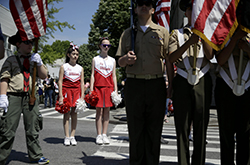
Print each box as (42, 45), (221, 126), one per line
(65, 43), (79, 63)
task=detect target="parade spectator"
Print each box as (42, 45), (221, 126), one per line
(0, 31), (49, 164)
(215, 25), (250, 164)
(58, 43), (84, 146)
(116, 0), (171, 163)
(53, 79), (59, 107)
(44, 74), (53, 108)
(167, 1), (214, 164)
(90, 37), (118, 145)
(84, 78), (91, 108)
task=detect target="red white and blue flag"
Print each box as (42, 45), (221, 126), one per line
(154, 0), (171, 32)
(191, 0), (239, 51)
(10, 0), (48, 41)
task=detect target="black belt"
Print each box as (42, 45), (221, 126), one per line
(7, 92), (29, 97)
(127, 74), (163, 80)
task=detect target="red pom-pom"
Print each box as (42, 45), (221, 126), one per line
(168, 99), (174, 112)
(84, 91), (99, 106)
(55, 98), (71, 114)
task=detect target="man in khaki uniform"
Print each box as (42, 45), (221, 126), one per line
(0, 32), (49, 164)
(116, 0), (171, 164)
(167, 0), (214, 164)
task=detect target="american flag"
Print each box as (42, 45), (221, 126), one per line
(191, 0), (239, 51)
(10, 0), (48, 41)
(154, 0), (171, 32)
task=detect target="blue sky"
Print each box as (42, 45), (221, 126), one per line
(0, 0), (100, 46)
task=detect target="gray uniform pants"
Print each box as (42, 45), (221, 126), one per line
(0, 93), (43, 164)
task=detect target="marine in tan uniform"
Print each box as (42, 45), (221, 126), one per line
(168, 1), (214, 164)
(116, 0), (171, 164)
(215, 27), (250, 165)
(0, 32), (49, 164)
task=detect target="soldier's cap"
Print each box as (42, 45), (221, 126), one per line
(8, 31), (22, 46)
(179, 0), (192, 12)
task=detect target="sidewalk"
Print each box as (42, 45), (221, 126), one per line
(110, 107), (218, 127)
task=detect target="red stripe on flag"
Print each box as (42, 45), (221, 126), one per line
(10, 0), (47, 41)
(21, 0), (40, 38)
(36, 0), (47, 33)
(9, 0), (28, 41)
(210, 1), (236, 45)
(193, 0), (216, 33)
(155, 0), (171, 31)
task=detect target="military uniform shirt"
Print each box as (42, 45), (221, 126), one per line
(0, 52), (48, 93)
(216, 33), (250, 80)
(168, 26), (210, 69)
(116, 21), (169, 75)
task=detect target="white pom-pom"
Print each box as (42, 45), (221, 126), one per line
(111, 91), (122, 107)
(75, 99), (87, 113)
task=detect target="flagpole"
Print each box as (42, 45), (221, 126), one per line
(192, 43), (197, 75)
(130, 0), (135, 52)
(29, 38), (38, 105)
(237, 49), (243, 85)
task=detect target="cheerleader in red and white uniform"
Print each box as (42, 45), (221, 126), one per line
(58, 43), (84, 146)
(90, 37), (118, 145)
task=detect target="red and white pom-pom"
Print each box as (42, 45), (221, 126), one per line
(75, 99), (87, 113)
(111, 91), (122, 107)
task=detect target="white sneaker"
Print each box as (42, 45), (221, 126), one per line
(64, 137), (70, 146)
(70, 136), (77, 146)
(102, 134), (110, 144)
(96, 135), (103, 145)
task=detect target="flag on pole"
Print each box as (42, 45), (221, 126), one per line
(191, 0), (240, 51)
(154, 0), (171, 32)
(9, 0), (48, 41)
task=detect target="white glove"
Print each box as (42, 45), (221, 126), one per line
(0, 94), (9, 113)
(31, 53), (43, 66)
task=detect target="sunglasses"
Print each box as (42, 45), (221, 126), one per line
(101, 44), (111, 48)
(137, 1), (152, 7)
(22, 40), (34, 45)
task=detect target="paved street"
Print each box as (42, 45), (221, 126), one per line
(3, 105), (223, 165)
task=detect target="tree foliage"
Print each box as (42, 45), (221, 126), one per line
(40, 40), (70, 64)
(42, 0), (75, 42)
(78, 44), (98, 79)
(39, 0), (75, 64)
(88, 0), (130, 57)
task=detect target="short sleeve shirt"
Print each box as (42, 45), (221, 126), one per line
(0, 52), (48, 93)
(216, 33), (250, 79)
(116, 21), (169, 75)
(168, 26), (210, 69)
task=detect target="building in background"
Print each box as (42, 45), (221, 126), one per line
(0, 4), (17, 68)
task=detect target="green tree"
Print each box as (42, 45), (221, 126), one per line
(39, 0), (75, 64)
(78, 44), (98, 79)
(40, 40), (70, 64)
(88, 0), (130, 57)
